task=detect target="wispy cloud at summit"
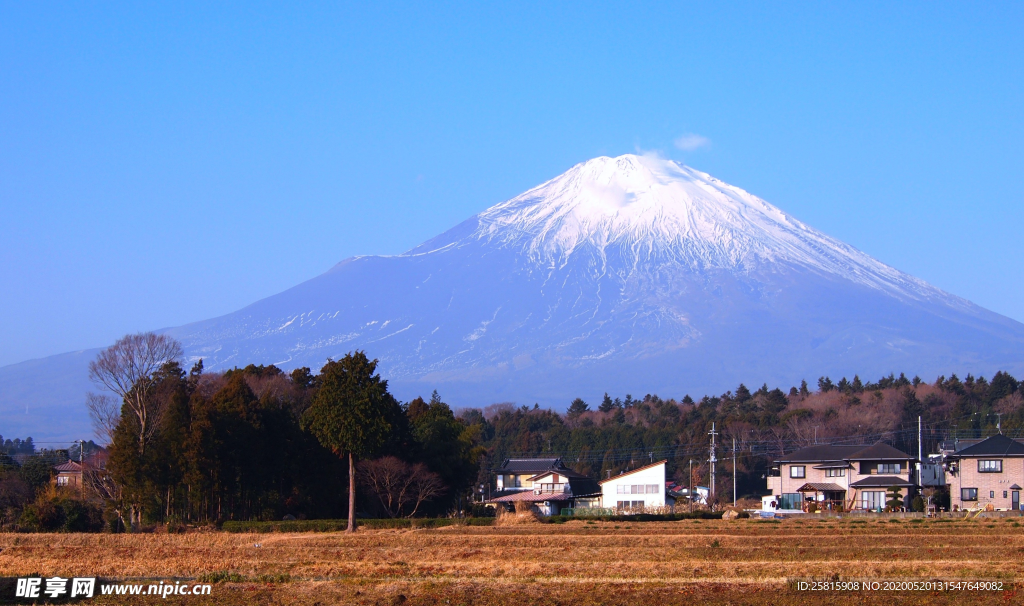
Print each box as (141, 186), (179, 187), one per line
(674, 133), (710, 151)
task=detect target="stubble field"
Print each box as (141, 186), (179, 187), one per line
(1, 517), (1022, 605)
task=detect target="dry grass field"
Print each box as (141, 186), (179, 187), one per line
(2, 517), (1023, 605)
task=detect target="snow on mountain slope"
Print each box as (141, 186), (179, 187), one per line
(3, 154), (1023, 441)
(416, 154), (959, 305)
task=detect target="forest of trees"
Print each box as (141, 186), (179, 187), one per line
(1, 331), (1021, 532)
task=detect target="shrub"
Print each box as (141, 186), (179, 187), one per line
(17, 486), (103, 532)
(911, 496), (925, 512)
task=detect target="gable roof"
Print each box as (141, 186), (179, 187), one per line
(599, 460), (667, 484)
(954, 434), (1024, 457)
(846, 442), (912, 461)
(525, 468), (590, 482)
(775, 442), (912, 464)
(850, 475), (915, 488)
(53, 460), (82, 473)
(775, 445), (867, 464)
(493, 458), (563, 474)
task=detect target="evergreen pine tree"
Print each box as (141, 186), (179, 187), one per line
(598, 393), (615, 413)
(568, 398), (590, 418)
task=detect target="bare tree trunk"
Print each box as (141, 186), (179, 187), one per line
(347, 452), (357, 532)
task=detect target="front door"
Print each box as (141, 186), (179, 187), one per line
(1013, 491), (1020, 511)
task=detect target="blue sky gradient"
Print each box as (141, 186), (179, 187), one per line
(1, 2), (1022, 366)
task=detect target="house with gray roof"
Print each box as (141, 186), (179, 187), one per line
(767, 442), (917, 511)
(947, 434), (1024, 511)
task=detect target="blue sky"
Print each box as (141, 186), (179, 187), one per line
(1, 2), (1022, 367)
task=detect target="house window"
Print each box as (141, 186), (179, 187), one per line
(57, 476), (69, 487)
(826, 468), (845, 477)
(778, 494), (802, 509)
(790, 466), (806, 479)
(877, 463), (901, 474)
(978, 460), (1002, 473)
(990, 491), (995, 499)
(1004, 491), (1008, 499)
(861, 491), (885, 510)
(961, 488), (978, 501)
(617, 484), (662, 494)
(616, 500), (646, 510)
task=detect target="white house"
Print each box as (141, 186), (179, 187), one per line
(599, 460), (672, 512)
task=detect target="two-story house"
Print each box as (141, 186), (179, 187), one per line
(767, 442), (917, 511)
(599, 460), (674, 512)
(487, 458), (603, 515)
(947, 434), (1024, 511)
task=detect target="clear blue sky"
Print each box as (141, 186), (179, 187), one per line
(1, 2), (1022, 367)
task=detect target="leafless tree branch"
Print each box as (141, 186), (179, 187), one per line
(88, 332), (182, 454)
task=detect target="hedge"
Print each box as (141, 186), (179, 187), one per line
(221, 517), (495, 532)
(545, 511), (723, 524)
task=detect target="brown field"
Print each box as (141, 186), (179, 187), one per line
(2, 517), (1023, 605)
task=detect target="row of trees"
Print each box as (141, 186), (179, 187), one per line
(86, 334), (481, 532)
(47, 330), (1022, 529)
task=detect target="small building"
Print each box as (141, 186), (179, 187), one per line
(947, 434), (1024, 511)
(600, 460), (672, 512)
(53, 460), (83, 488)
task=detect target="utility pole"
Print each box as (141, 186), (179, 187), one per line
(732, 437), (737, 508)
(918, 416), (923, 486)
(78, 439), (84, 499)
(709, 423), (718, 509)
(997, 413), (1003, 435)
(688, 459), (693, 514)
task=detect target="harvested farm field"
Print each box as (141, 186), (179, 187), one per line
(2, 517), (1022, 605)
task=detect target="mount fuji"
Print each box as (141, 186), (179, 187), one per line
(4, 154), (1024, 440)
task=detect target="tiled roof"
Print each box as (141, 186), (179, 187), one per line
(795, 482), (845, 492)
(953, 434), (1024, 457)
(849, 475), (915, 488)
(846, 442), (912, 461)
(775, 445), (866, 463)
(54, 460), (82, 473)
(598, 460), (668, 484)
(488, 490), (573, 503)
(493, 458), (563, 474)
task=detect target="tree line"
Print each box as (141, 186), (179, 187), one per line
(2, 330), (1021, 531)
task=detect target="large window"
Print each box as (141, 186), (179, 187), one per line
(790, 466), (806, 478)
(877, 463), (901, 474)
(961, 488), (978, 501)
(978, 460), (1003, 473)
(616, 500), (645, 510)
(778, 493), (802, 509)
(861, 491), (885, 510)
(826, 468), (845, 477)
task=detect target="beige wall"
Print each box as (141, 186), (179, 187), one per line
(768, 464), (852, 496)
(952, 457), (1024, 511)
(768, 460), (914, 510)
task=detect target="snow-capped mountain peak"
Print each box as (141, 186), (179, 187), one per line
(428, 154), (945, 304)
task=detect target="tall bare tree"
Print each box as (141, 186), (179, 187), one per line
(85, 393), (120, 446)
(88, 333), (183, 455)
